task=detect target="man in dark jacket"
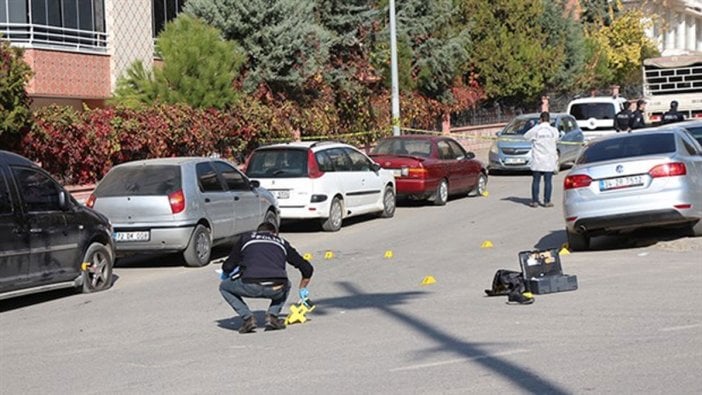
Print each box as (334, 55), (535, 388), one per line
(220, 222), (314, 334)
(661, 100), (685, 124)
(631, 99), (647, 129)
(614, 101), (635, 132)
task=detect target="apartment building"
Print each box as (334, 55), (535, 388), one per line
(625, 0), (702, 55)
(0, 0), (185, 109)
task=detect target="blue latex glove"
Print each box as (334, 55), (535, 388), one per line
(220, 271), (230, 281)
(298, 287), (310, 301)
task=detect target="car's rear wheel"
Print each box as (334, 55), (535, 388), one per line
(432, 179), (448, 206)
(566, 229), (590, 251)
(81, 242), (113, 293)
(321, 197), (343, 232)
(689, 219), (702, 237)
(469, 173), (488, 197)
(379, 186), (396, 218)
(183, 225), (212, 267)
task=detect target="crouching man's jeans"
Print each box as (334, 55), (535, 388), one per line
(220, 278), (291, 319)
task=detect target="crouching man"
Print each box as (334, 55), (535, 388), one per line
(219, 222), (313, 334)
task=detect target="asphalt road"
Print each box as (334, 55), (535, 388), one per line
(1, 171), (701, 394)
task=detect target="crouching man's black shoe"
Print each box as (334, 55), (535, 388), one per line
(239, 316), (257, 334)
(265, 314), (286, 331)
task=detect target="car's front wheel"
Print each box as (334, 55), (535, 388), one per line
(566, 229), (590, 251)
(183, 225), (212, 267)
(81, 242), (113, 293)
(379, 186), (396, 218)
(321, 197), (343, 232)
(264, 209), (279, 229)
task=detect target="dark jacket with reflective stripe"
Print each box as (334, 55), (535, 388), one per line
(222, 231), (313, 283)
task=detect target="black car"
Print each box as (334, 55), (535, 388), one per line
(0, 151), (115, 300)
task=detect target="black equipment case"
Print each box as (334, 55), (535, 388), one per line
(518, 249), (578, 295)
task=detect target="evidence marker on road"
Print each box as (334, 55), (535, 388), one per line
(384, 250), (394, 259)
(421, 276), (436, 285)
(481, 240), (494, 248)
(324, 251), (334, 260)
(303, 253), (313, 261)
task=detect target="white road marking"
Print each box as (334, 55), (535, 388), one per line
(660, 323), (702, 332)
(390, 349), (530, 372)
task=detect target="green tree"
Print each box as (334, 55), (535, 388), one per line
(0, 37), (33, 138)
(462, 0), (561, 102)
(579, 0), (620, 27)
(112, 14), (245, 109)
(540, 0), (587, 93)
(185, 0), (332, 95)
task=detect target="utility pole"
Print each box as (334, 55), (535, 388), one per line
(389, 0), (400, 136)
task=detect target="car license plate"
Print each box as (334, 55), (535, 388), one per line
(274, 190), (290, 199)
(599, 175), (644, 191)
(113, 231), (150, 242)
(504, 158), (526, 165)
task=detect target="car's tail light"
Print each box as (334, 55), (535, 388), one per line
(564, 174), (592, 190)
(649, 162), (686, 178)
(168, 190), (186, 214)
(408, 167), (429, 178)
(85, 194), (96, 208)
(307, 150), (324, 179)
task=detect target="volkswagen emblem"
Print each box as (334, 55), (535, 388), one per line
(616, 165), (624, 174)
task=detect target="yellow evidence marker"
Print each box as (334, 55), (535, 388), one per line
(559, 247), (570, 255)
(480, 240), (494, 248)
(303, 253), (313, 261)
(421, 275), (436, 285)
(324, 251), (334, 260)
(384, 250), (394, 259)
(285, 301), (316, 325)
(80, 262), (90, 271)
(482, 190), (489, 197)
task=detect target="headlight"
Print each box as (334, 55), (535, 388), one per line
(490, 144), (499, 154)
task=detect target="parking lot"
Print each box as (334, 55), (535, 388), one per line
(1, 170), (701, 394)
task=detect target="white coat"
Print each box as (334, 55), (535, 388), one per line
(523, 122), (559, 172)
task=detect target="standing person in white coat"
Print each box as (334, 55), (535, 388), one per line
(523, 112), (559, 208)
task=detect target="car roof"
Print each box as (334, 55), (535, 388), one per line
(114, 157), (219, 167)
(0, 150), (40, 168)
(513, 112), (571, 119)
(675, 119), (702, 128)
(255, 141), (350, 151)
(568, 96), (627, 105)
(590, 127), (684, 142)
(379, 134), (442, 140)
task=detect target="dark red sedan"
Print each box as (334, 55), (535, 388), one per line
(369, 135), (487, 205)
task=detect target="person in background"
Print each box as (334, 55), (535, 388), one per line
(615, 100), (635, 132)
(219, 222), (313, 334)
(631, 99), (647, 129)
(524, 112), (559, 208)
(661, 100), (685, 124)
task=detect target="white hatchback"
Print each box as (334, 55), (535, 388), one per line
(245, 141), (396, 231)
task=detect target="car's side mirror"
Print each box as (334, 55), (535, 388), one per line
(58, 191), (70, 211)
(465, 152), (475, 160)
(249, 179), (260, 189)
(559, 131), (565, 138)
(370, 162), (381, 172)
(495, 131), (502, 137)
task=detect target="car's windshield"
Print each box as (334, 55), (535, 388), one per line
(371, 139), (433, 157)
(501, 117), (556, 135)
(246, 149), (309, 178)
(577, 134), (676, 164)
(94, 165), (181, 197)
(569, 103), (616, 120)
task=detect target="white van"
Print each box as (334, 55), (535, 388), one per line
(567, 96), (628, 140)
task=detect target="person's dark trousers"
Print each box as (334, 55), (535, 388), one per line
(531, 171), (553, 205)
(220, 278), (291, 319)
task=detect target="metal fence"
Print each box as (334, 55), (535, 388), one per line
(1, 22), (107, 52)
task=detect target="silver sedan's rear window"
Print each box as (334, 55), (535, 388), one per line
(94, 165), (181, 197)
(577, 134), (676, 164)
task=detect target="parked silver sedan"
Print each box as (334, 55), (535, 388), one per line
(563, 128), (702, 251)
(88, 157), (279, 266)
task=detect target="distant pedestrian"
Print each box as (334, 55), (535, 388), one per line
(219, 222), (313, 334)
(631, 99), (647, 129)
(524, 112), (559, 208)
(615, 101), (635, 132)
(661, 101), (685, 124)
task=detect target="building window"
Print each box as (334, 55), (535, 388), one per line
(152, 0), (185, 38)
(0, 0), (107, 52)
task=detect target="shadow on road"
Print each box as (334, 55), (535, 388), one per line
(501, 196), (534, 207)
(537, 226), (692, 253)
(312, 281), (569, 394)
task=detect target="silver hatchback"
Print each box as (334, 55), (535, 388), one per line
(88, 157), (279, 266)
(563, 128), (702, 251)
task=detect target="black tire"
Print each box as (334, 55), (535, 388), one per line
(81, 242), (113, 293)
(321, 197), (343, 232)
(432, 179), (448, 206)
(183, 225), (212, 267)
(469, 173), (488, 197)
(567, 229), (590, 251)
(264, 209), (279, 230)
(689, 219), (702, 237)
(379, 185), (396, 218)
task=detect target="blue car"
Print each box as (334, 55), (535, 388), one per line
(488, 113), (585, 172)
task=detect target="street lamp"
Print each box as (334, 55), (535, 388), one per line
(389, 0), (400, 136)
